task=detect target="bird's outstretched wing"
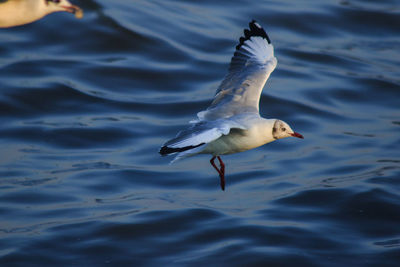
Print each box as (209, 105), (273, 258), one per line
(197, 20), (277, 121)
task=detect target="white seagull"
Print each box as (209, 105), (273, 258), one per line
(0, 0), (83, 28)
(160, 20), (304, 190)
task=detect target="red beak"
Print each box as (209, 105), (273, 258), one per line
(61, 5), (84, 18)
(291, 132), (304, 139)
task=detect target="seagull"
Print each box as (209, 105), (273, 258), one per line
(0, 0), (83, 28)
(160, 20), (304, 191)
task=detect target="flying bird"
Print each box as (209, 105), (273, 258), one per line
(0, 0), (83, 28)
(160, 20), (304, 190)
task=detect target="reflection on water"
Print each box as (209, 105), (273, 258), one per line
(0, 0), (399, 265)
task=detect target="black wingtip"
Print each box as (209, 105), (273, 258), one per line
(159, 143), (205, 156)
(236, 20), (271, 50)
(159, 146), (171, 156)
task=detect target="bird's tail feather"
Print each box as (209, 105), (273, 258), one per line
(169, 144), (206, 164)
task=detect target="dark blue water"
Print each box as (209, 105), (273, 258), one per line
(1, 0), (399, 266)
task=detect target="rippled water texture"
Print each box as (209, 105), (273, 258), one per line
(1, 0), (399, 266)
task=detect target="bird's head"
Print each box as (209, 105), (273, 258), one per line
(272, 119), (304, 140)
(44, 0), (83, 18)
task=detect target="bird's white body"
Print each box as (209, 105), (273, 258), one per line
(0, 0), (82, 28)
(201, 115), (276, 156)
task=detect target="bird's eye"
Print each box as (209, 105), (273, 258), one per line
(282, 127), (286, 131)
(47, 0), (61, 3)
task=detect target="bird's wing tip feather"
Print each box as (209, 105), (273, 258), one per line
(236, 20), (271, 51)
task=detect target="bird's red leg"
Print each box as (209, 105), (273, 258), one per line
(210, 156), (222, 175)
(210, 156), (225, 191)
(217, 156), (225, 175)
(217, 156), (225, 191)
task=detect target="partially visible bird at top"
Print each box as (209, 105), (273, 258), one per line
(0, 0), (83, 28)
(160, 20), (304, 191)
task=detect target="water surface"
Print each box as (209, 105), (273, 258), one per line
(0, 0), (399, 266)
